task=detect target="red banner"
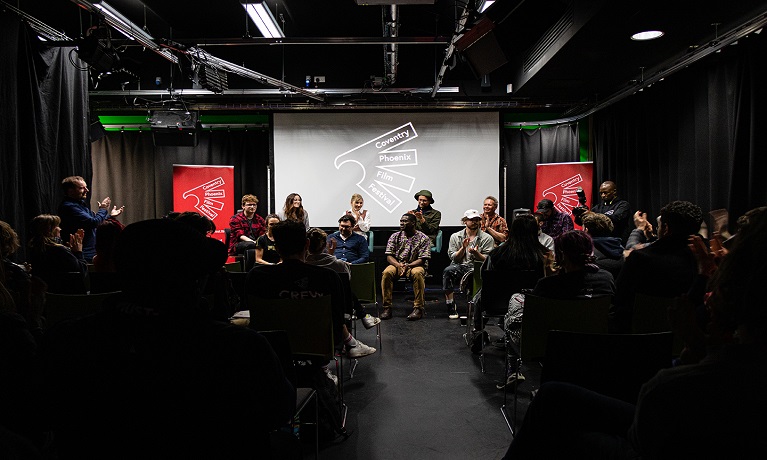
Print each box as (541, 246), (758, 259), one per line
(535, 162), (593, 229)
(173, 165), (234, 243)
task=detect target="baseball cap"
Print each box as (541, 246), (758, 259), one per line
(464, 209), (481, 220)
(536, 199), (554, 211)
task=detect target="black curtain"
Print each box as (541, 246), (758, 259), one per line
(501, 124), (580, 214)
(0, 12), (90, 261)
(592, 31), (767, 228)
(90, 129), (271, 225)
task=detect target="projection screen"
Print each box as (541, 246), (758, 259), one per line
(273, 112), (499, 227)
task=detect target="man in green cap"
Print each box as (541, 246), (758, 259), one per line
(409, 189), (441, 248)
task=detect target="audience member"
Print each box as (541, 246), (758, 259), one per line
(255, 214), (282, 265)
(534, 198), (573, 240)
(27, 214), (88, 294)
(469, 214), (552, 355)
(40, 218), (295, 459)
(591, 180), (632, 243)
(228, 194), (266, 270)
(57, 175), (124, 262)
(380, 213), (432, 321)
(246, 220), (376, 360)
(306, 227), (380, 330)
(327, 215), (370, 264)
(502, 206), (767, 459)
(480, 196), (509, 246)
(443, 209), (494, 318)
(581, 211), (625, 280)
(346, 193), (371, 238)
(409, 189), (441, 248)
(612, 201), (702, 333)
(625, 210), (658, 250)
(278, 192), (310, 230)
(532, 211), (555, 251)
(0, 221), (45, 336)
(91, 219), (124, 272)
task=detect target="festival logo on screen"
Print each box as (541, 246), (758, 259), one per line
(334, 122), (418, 213)
(541, 174), (586, 216)
(181, 177), (226, 220)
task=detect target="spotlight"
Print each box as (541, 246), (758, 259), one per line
(198, 64), (228, 93)
(76, 33), (120, 73)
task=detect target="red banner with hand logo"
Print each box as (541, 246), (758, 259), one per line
(173, 165), (234, 243)
(535, 162), (593, 230)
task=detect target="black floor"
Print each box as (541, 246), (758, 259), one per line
(301, 287), (539, 460)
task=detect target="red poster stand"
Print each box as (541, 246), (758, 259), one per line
(534, 162), (593, 229)
(172, 165), (234, 244)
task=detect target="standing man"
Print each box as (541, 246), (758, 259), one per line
(480, 195), (508, 246)
(228, 194), (266, 270)
(326, 215), (369, 264)
(443, 209), (494, 318)
(535, 199), (573, 240)
(409, 189), (441, 248)
(591, 181), (632, 243)
(58, 175), (124, 262)
(380, 213), (432, 321)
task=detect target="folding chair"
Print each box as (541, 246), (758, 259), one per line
(259, 330), (319, 460)
(506, 294), (611, 434)
(248, 295), (348, 434)
(631, 293), (684, 356)
(349, 262), (382, 350)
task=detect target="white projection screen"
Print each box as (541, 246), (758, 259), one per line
(273, 112), (499, 227)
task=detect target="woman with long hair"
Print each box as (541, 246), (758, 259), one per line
(27, 214), (87, 293)
(278, 193), (310, 230)
(346, 193), (371, 238)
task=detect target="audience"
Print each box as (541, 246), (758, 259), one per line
(57, 175), (124, 262)
(27, 214), (88, 294)
(346, 193), (371, 238)
(40, 218), (295, 459)
(380, 213), (432, 321)
(443, 209), (494, 318)
(612, 201), (702, 333)
(502, 206), (767, 459)
(581, 211), (625, 280)
(278, 193), (310, 230)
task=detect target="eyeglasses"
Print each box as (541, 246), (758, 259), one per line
(243, 203), (257, 207)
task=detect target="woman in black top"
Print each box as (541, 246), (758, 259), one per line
(255, 214), (282, 265)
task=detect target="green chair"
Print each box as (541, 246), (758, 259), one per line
(430, 229), (443, 253)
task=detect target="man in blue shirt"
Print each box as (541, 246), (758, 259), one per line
(327, 215), (369, 264)
(57, 176), (124, 262)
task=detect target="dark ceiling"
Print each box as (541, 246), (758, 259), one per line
(10, 0), (767, 116)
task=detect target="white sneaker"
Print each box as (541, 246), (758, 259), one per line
(348, 339), (377, 358)
(361, 314), (381, 329)
(324, 367), (338, 387)
(448, 304), (459, 319)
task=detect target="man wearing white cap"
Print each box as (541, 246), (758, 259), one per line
(443, 209), (495, 318)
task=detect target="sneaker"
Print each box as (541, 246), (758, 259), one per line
(361, 314), (381, 330)
(324, 368), (338, 387)
(448, 304), (459, 319)
(496, 372), (525, 390)
(348, 339), (377, 358)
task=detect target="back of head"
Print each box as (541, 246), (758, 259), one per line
(660, 201), (703, 236)
(491, 214), (545, 270)
(0, 220), (20, 258)
(581, 212), (614, 238)
(271, 220), (307, 257)
(307, 227), (328, 254)
(115, 219), (227, 308)
(554, 230), (597, 270)
(710, 207), (767, 344)
(173, 211), (215, 235)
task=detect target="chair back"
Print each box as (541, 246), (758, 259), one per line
(367, 231), (374, 255)
(88, 271), (122, 294)
(349, 262), (376, 304)
(258, 329), (298, 388)
(248, 295), (335, 362)
(631, 293), (684, 355)
(482, 269), (540, 316)
(471, 260), (483, 297)
(224, 260), (243, 272)
(519, 294), (611, 361)
(44, 291), (120, 330)
(541, 330), (673, 403)
(431, 229), (443, 253)
(46, 271), (88, 295)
